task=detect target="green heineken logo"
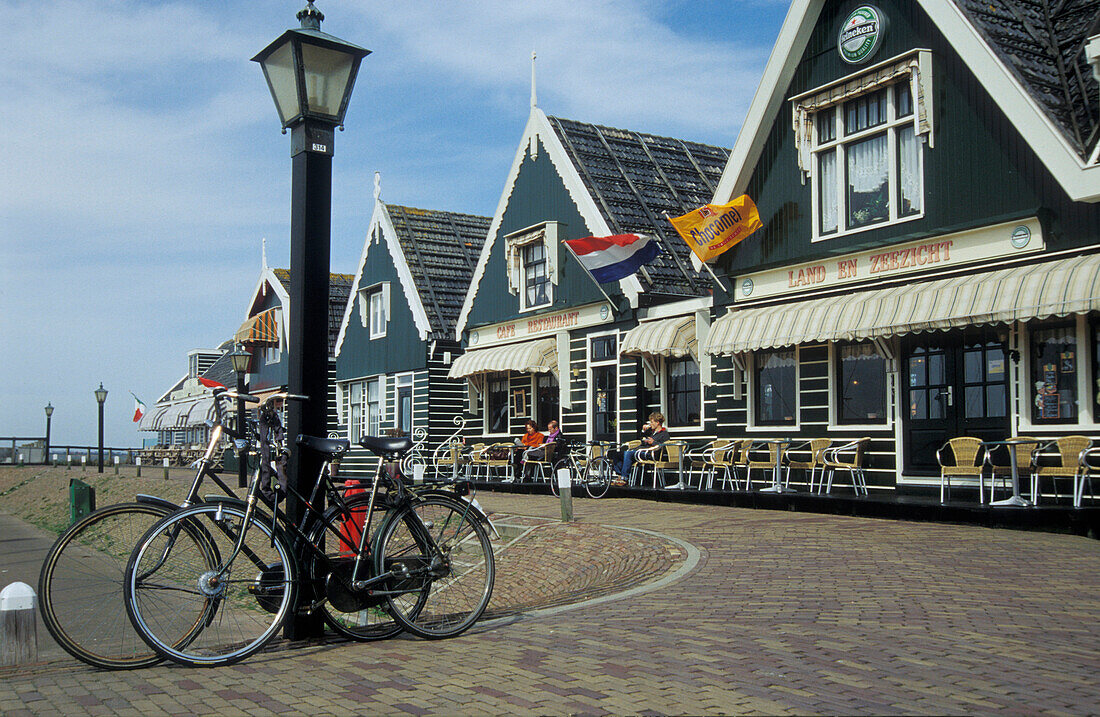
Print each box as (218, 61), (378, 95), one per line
(839, 5), (883, 64)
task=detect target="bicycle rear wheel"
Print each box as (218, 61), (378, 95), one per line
(38, 502), (172, 669)
(125, 503), (296, 667)
(376, 495), (494, 639)
(308, 494), (404, 641)
(549, 460), (565, 497)
(584, 456), (613, 499)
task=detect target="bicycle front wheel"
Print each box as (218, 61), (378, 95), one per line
(376, 495), (494, 639)
(584, 456), (614, 499)
(124, 503), (296, 667)
(308, 494), (403, 642)
(38, 502), (172, 669)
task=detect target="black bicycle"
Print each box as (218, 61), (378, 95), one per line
(36, 387), (251, 670)
(122, 393), (496, 667)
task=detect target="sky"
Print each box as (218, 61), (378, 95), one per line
(0, 0), (790, 447)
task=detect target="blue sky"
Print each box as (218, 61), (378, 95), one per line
(0, 0), (790, 446)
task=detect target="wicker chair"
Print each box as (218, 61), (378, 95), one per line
(746, 440), (788, 492)
(522, 440), (559, 483)
(822, 437), (871, 496)
(469, 443), (513, 481)
(647, 440), (688, 489)
(689, 439), (729, 490)
(936, 437), (984, 503)
(1075, 443), (1100, 508)
(1031, 435), (1093, 504)
(784, 438), (832, 493)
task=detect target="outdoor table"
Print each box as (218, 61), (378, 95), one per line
(984, 437), (1033, 507)
(756, 438), (795, 493)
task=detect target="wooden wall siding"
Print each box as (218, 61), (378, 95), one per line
(716, 0), (1100, 284)
(336, 238), (426, 382)
(465, 137), (616, 331)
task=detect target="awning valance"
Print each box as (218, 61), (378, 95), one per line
(704, 253), (1100, 355)
(620, 315), (697, 358)
(448, 338), (558, 379)
(235, 307), (279, 345)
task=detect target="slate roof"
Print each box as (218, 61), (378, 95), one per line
(272, 268), (354, 357)
(200, 339), (237, 388)
(546, 116), (730, 297)
(955, 0), (1100, 158)
(385, 204), (489, 337)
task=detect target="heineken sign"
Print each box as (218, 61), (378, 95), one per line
(839, 5), (884, 64)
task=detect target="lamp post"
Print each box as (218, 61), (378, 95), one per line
(228, 344), (252, 488)
(44, 402), (54, 464)
(94, 384), (108, 473)
(253, 2), (369, 640)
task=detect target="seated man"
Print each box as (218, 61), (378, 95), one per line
(507, 419), (544, 482)
(614, 412), (669, 485)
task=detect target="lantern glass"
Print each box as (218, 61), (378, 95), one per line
(300, 42), (355, 118)
(229, 346), (252, 375)
(45, 403), (54, 417)
(95, 384), (108, 405)
(260, 40), (299, 127)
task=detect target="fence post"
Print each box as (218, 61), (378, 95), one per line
(1, 582), (37, 666)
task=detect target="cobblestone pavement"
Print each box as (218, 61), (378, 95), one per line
(3, 493), (1100, 715)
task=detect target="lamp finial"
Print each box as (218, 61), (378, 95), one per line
(298, 2), (324, 31)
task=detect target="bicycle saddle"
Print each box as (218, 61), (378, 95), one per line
(358, 435), (413, 457)
(296, 434), (350, 458)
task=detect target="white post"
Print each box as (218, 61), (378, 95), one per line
(136, 456), (142, 478)
(1, 582), (37, 666)
(557, 467), (573, 522)
(413, 464), (426, 485)
(114, 455), (120, 475)
(81, 455), (87, 471)
(162, 457), (170, 481)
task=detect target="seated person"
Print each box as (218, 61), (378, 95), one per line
(522, 419), (566, 477)
(613, 412), (669, 485)
(507, 419), (544, 481)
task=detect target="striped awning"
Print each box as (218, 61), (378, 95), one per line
(448, 338), (558, 379)
(620, 315), (697, 358)
(235, 307), (279, 345)
(705, 253), (1100, 355)
(181, 396), (217, 427)
(138, 406), (169, 431)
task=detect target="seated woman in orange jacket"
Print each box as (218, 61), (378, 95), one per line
(507, 419), (543, 482)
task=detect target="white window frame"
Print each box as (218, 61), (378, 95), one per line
(587, 331), (620, 443)
(811, 84), (924, 241)
(357, 282), (390, 339)
(1018, 314), (1099, 431)
(661, 355), (703, 429)
(504, 222), (559, 313)
(827, 341), (894, 432)
(746, 346), (801, 432)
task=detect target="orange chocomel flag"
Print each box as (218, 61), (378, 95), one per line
(668, 195), (763, 263)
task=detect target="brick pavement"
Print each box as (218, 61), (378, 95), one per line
(2, 493), (1099, 715)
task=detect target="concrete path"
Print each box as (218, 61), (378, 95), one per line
(2, 494), (1099, 715)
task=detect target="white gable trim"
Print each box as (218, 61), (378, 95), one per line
(456, 107), (637, 340)
(335, 201), (433, 357)
(714, 0), (1100, 206)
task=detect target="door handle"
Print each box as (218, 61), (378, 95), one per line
(940, 386), (953, 406)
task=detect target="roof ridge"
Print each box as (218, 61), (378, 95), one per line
(546, 114), (730, 153)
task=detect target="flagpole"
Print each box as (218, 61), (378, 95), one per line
(661, 211), (729, 293)
(561, 240), (617, 307)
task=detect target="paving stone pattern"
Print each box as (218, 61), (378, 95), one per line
(2, 494), (1099, 715)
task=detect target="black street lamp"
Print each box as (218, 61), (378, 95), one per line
(44, 402), (54, 464)
(94, 384), (108, 473)
(228, 344), (252, 488)
(253, 2), (368, 640)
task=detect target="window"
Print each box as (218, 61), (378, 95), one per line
(369, 290), (386, 338)
(1031, 325), (1078, 424)
(837, 342), (887, 424)
(523, 242), (551, 309)
(345, 378), (382, 440)
(486, 374), (509, 434)
(755, 349), (796, 426)
(812, 83), (923, 238)
(396, 374), (412, 436)
(536, 373), (559, 426)
(666, 356), (700, 426)
(962, 338), (1007, 419)
(358, 283), (389, 338)
(591, 336), (616, 361)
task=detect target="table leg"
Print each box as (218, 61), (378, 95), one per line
(990, 444), (1032, 507)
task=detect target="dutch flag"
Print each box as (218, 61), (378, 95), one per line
(563, 233), (660, 284)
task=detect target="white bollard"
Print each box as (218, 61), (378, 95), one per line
(114, 455), (120, 475)
(136, 456), (142, 477)
(163, 457), (170, 480)
(1, 582), (37, 666)
(557, 467), (573, 523)
(413, 464), (426, 485)
(81, 455), (87, 471)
